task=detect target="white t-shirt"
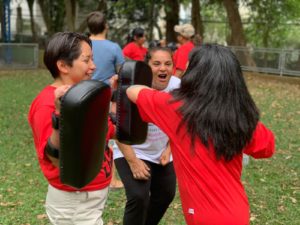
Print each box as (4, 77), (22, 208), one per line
(113, 76), (181, 164)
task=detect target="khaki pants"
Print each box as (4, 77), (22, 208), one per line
(45, 184), (109, 225)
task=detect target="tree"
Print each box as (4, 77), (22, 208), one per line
(64, 0), (76, 31)
(245, 0), (300, 48)
(222, 0), (247, 46)
(191, 0), (204, 37)
(165, 0), (179, 43)
(26, 0), (37, 41)
(37, 0), (65, 36)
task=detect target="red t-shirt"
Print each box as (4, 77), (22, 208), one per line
(136, 89), (275, 225)
(173, 41), (195, 72)
(28, 86), (115, 191)
(123, 42), (147, 61)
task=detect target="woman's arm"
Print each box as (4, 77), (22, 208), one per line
(126, 85), (150, 103)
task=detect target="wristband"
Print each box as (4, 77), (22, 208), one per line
(45, 139), (59, 159)
(109, 112), (117, 125)
(52, 111), (60, 130)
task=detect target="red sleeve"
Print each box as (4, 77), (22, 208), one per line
(243, 122), (275, 158)
(29, 106), (53, 160)
(136, 89), (159, 123)
(136, 89), (175, 126)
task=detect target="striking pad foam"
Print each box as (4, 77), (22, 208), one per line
(59, 80), (111, 189)
(116, 61), (152, 145)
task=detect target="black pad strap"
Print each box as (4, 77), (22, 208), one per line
(45, 139), (59, 159)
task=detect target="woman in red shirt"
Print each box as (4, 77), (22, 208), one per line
(28, 32), (115, 224)
(124, 44), (275, 225)
(123, 27), (147, 61)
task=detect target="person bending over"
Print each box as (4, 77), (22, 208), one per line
(113, 47), (180, 225)
(124, 44), (275, 225)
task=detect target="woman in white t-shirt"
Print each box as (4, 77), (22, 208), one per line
(113, 47), (180, 225)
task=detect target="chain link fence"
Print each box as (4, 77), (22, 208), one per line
(229, 46), (300, 77)
(0, 43), (300, 77)
(0, 43), (39, 69)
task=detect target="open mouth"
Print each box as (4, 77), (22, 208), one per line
(158, 74), (167, 79)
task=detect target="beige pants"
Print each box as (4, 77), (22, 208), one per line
(45, 184), (109, 225)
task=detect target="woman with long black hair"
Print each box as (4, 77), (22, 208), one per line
(123, 44), (275, 225)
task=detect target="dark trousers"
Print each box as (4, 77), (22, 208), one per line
(115, 157), (176, 225)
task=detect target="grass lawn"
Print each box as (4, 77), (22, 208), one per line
(0, 69), (299, 225)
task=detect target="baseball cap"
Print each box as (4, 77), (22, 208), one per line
(174, 24), (195, 38)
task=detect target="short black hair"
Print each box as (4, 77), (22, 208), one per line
(43, 32), (92, 78)
(86, 11), (107, 35)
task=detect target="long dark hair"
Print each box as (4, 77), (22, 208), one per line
(172, 44), (259, 161)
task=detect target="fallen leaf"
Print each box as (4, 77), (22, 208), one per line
(37, 214), (47, 219)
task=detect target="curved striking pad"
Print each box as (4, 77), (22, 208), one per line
(116, 61), (152, 145)
(59, 80), (111, 189)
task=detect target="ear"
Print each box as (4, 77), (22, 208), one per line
(56, 60), (69, 74)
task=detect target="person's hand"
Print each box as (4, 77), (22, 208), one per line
(54, 85), (71, 114)
(128, 158), (151, 180)
(160, 143), (171, 166)
(109, 75), (118, 91)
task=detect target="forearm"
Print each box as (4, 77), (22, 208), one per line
(126, 85), (150, 103)
(115, 140), (137, 163)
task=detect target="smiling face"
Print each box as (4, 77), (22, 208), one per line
(148, 49), (173, 90)
(61, 41), (96, 85)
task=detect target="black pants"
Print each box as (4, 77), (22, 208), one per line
(115, 158), (176, 225)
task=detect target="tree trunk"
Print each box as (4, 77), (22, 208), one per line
(27, 0), (37, 42)
(223, 0), (256, 67)
(38, 0), (53, 35)
(38, 0), (65, 36)
(191, 0), (204, 37)
(148, 0), (155, 41)
(0, 0), (3, 40)
(16, 6), (23, 34)
(222, 0), (246, 46)
(165, 0), (179, 43)
(64, 0), (76, 31)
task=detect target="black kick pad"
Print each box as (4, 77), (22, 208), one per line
(59, 80), (111, 189)
(116, 60), (152, 145)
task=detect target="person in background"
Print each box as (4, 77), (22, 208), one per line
(86, 11), (125, 84)
(173, 23), (195, 78)
(123, 27), (147, 61)
(28, 32), (115, 225)
(86, 11), (124, 189)
(113, 47), (180, 225)
(124, 44), (275, 225)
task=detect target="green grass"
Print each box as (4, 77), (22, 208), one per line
(0, 70), (299, 225)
